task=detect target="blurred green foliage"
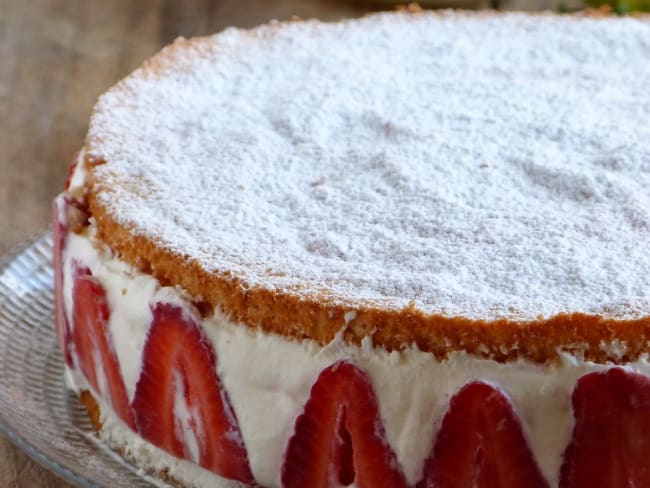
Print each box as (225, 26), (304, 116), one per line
(585, 0), (650, 13)
(558, 0), (650, 13)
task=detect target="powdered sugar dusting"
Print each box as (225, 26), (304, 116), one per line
(86, 12), (650, 321)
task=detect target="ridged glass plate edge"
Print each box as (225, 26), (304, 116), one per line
(0, 232), (157, 488)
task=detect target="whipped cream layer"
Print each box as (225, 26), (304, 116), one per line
(62, 222), (650, 488)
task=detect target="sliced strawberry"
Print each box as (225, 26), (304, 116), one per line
(417, 381), (548, 488)
(72, 262), (135, 430)
(53, 195), (73, 366)
(282, 361), (407, 488)
(131, 303), (253, 483)
(560, 368), (650, 488)
(65, 151), (79, 190)
(54, 152), (91, 367)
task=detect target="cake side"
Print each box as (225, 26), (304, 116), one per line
(54, 205), (650, 487)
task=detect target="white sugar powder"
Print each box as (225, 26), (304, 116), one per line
(86, 12), (650, 320)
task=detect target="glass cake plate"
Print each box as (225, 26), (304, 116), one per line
(0, 233), (168, 488)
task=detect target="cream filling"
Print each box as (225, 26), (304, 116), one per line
(174, 369), (202, 466)
(60, 225), (650, 488)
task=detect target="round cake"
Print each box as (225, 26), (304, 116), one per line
(53, 9), (650, 488)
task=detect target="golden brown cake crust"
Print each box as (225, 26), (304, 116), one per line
(80, 390), (102, 431)
(84, 182), (650, 365)
(83, 10), (650, 365)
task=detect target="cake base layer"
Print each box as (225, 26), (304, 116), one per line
(66, 370), (246, 488)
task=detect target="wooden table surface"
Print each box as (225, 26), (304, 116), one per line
(0, 1), (376, 485)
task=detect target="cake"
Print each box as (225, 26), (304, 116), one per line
(53, 9), (650, 488)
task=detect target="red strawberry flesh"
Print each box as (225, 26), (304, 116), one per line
(53, 195), (73, 366)
(282, 361), (407, 488)
(131, 303), (253, 483)
(72, 262), (135, 430)
(560, 368), (650, 488)
(418, 381), (548, 488)
(65, 152), (79, 190)
(54, 152), (91, 366)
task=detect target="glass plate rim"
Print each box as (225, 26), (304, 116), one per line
(0, 231), (102, 488)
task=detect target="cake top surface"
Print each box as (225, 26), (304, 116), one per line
(86, 11), (650, 321)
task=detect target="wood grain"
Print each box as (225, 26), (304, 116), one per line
(0, 1), (370, 485)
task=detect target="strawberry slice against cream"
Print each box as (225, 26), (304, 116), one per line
(560, 368), (650, 488)
(131, 303), (253, 484)
(418, 382), (548, 488)
(53, 158), (90, 368)
(282, 361), (407, 488)
(72, 262), (135, 430)
(53, 195), (73, 367)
